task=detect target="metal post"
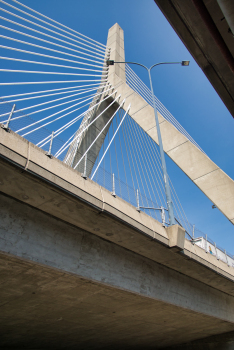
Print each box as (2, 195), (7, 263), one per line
(160, 206), (166, 226)
(192, 225), (195, 240)
(110, 59), (189, 225)
(82, 153), (87, 179)
(214, 242), (219, 260)
(224, 249), (229, 265)
(148, 68), (176, 226)
(111, 173), (116, 197)
(2, 104), (15, 131)
(136, 189), (140, 212)
(46, 131), (54, 158)
(205, 234), (208, 253)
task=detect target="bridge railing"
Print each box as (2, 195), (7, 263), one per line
(1, 100), (233, 267)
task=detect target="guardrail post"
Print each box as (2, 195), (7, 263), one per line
(2, 104), (15, 131)
(46, 131), (54, 158)
(111, 173), (116, 197)
(160, 206), (166, 227)
(82, 153), (87, 179)
(205, 234), (208, 253)
(136, 189), (140, 212)
(224, 249), (229, 266)
(214, 242), (219, 260)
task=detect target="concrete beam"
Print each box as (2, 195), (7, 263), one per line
(0, 126), (233, 294)
(154, 0), (234, 118)
(0, 126), (234, 348)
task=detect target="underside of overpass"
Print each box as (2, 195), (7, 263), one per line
(0, 127), (234, 349)
(154, 0), (234, 118)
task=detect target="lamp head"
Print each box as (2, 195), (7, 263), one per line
(182, 60), (190, 66)
(106, 60), (114, 66)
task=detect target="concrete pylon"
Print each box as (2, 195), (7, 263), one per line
(65, 23), (234, 224)
(64, 23), (125, 177)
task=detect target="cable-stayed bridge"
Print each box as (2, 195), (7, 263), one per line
(0, 1), (234, 349)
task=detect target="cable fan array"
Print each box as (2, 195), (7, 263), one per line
(0, 0), (193, 237)
(0, 0), (110, 150)
(2, 0), (231, 258)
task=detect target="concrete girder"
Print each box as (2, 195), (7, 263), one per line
(0, 125), (234, 348)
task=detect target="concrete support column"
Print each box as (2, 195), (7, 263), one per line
(106, 23), (126, 85)
(64, 24), (126, 177)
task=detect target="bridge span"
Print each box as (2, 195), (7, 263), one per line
(0, 125), (234, 349)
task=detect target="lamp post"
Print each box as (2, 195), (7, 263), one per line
(107, 59), (190, 226)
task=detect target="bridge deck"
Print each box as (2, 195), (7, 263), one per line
(0, 126), (234, 348)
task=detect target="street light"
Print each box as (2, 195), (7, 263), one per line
(106, 59), (190, 226)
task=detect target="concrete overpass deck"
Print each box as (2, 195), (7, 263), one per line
(0, 126), (234, 348)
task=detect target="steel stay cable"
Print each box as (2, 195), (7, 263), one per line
(127, 116), (151, 212)
(0, 8), (106, 58)
(38, 107), (89, 147)
(151, 139), (188, 227)
(133, 121), (161, 220)
(1, 89), (100, 120)
(54, 92), (119, 157)
(125, 116), (148, 208)
(0, 85), (101, 105)
(0, 41), (106, 69)
(126, 65), (204, 152)
(73, 99), (125, 171)
(141, 126), (167, 210)
(52, 89), (119, 153)
(0, 77), (108, 87)
(138, 128), (162, 212)
(12, 0), (107, 49)
(122, 117), (137, 204)
(0, 82), (104, 101)
(112, 118), (122, 198)
(122, 116), (141, 206)
(52, 91), (120, 156)
(22, 102), (92, 139)
(0, 68), (107, 77)
(91, 105), (130, 180)
(0, 32), (106, 65)
(2, 0), (107, 54)
(0, 20), (105, 62)
(21, 97), (99, 138)
(17, 85), (113, 135)
(151, 139), (190, 228)
(145, 136), (167, 209)
(169, 177), (193, 234)
(38, 91), (119, 148)
(108, 124), (112, 177)
(116, 110), (131, 203)
(126, 66), (190, 134)
(0, 54), (107, 73)
(126, 68), (152, 101)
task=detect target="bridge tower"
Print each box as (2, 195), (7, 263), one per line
(64, 24), (234, 225)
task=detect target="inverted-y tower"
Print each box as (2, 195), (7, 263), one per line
(65, 23), (234, 225)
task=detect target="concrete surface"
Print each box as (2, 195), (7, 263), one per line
(105, 24), (234, 225)
(164, 330), (234, 350)
(64, 24), (125, 176)
(65, 21), (234, 222)
(154, 0), (234, 119)
(0, 125), (234, 348)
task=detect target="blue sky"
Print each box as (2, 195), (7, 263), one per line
(1, 0), (233, 251)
